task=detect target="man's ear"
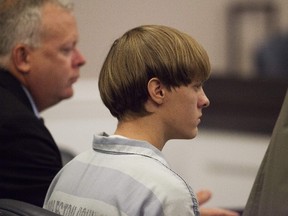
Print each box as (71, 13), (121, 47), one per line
(12, 44), (31, 74)
(147, 77), (165, 105)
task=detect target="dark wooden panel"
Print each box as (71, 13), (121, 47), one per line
(200, 76), (288, 135)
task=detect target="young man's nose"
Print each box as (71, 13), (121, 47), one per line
(199, 91), (210, 108)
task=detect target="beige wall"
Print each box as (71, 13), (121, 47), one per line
(72, 0), (288, 78)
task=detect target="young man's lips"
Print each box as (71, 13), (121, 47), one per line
(198, 115), (202, 124)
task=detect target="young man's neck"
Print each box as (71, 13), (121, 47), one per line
(114, 117), (166, 150)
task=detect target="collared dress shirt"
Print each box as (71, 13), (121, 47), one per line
(22, 86), (40, 118)
(44, 134), (199, 216)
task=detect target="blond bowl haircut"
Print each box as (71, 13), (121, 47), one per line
(98, 25), (211, 121)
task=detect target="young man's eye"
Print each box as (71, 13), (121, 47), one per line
(193, 83), (202, 90)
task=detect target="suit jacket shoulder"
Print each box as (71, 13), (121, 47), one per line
(0, 69), (62, 207)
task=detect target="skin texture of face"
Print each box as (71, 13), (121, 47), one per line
(23, 3), (86, 112)
(161, 81), (210, 141)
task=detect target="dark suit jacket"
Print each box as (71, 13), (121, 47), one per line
(243, 89), (288, 216)
(0, 69), (62, 207)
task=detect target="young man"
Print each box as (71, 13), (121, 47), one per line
(44, 25), (238, 216)
(0, 0), (86, 206)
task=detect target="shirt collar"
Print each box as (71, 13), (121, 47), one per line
(22, 86), (41, 118)
(93, 133), (170, 167)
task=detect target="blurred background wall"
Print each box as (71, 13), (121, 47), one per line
(71, 0), (288, 78)
(42, 0), (288, 211)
